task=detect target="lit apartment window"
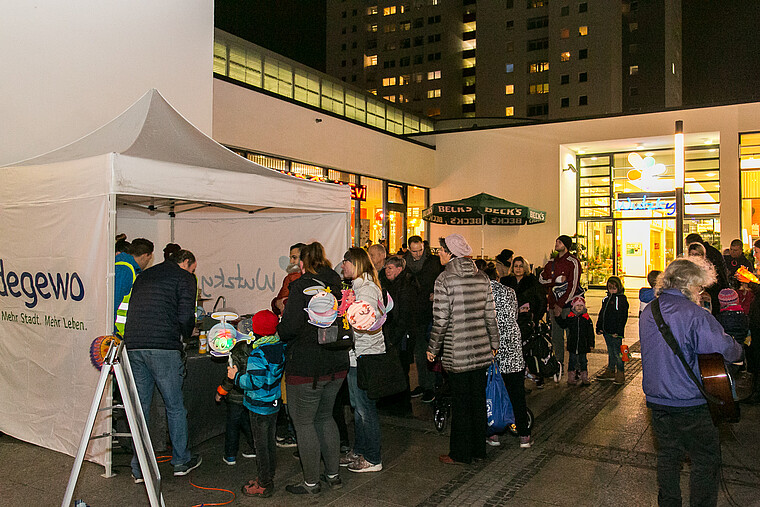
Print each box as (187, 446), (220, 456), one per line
(579, 48), (588, 59)
(506, 63), (514, 73)
(384, 6), (396, 15)
(368, 6), (378, 15)
(579, 95), (588, 105)
(383, 95), (396, 102)
(368, 89), (377, 95)
(400, 75), (411, 85)
(579, 26), (588, 36)
(400, 21), (411, 30)
(529, 61), (549, 73)
(505, 85), (515, 94)
(382, 77), (397, 86)
(529, 83), (549, 94)
(366, 55), (378, 67)
(561, 97), (569, 108)
(629, 65), (639, 75)
(506, 106), (515, 116)
(427, 89), (441, 98)
(414, 73), (424, 83)
(560, 28), (570, 39)
(561, 51), (571, 62)
(369, 24), (378, 32)
(427, 70), (441, 80)
(528, 0), (547, 7)
(384, 24), (397, 33)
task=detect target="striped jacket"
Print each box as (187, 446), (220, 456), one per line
(428, 257), (500, 373)
(233, 334), (286, 415)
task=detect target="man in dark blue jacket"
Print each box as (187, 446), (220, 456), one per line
(124, 249), (200, 482)
(640, 257), (743, 507)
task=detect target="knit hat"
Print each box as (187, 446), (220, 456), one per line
(445, 233), (472, 258)
(557, 235), (573, 252)
(251, 309), (279, 336)
(718, 288), (739, 309)
(495, 249), (514, 267)
(571, 295), (586, 307)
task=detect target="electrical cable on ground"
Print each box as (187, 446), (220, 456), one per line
(154, 455), (236, 506)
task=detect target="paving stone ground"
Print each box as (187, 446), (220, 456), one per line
(4, 290), (760, 506)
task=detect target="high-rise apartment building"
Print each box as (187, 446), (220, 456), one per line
(326, 0), (681, 120)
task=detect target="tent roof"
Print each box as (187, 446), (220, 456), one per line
(9, 89), (292, 181)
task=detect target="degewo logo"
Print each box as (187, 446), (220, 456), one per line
(626, 153), (672, 192)
(0, 259), (85, 309)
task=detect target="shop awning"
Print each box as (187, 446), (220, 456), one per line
(422, 192), (546, 226)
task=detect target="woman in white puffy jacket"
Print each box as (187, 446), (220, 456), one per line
(340, 247), (385, 473)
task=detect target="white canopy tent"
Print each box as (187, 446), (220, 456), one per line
(0, 89), (351, 470)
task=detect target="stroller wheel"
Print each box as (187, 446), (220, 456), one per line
(434, 406), (449, 433)
(507, 407), (534, 436)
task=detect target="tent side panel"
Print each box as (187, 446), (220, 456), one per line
(1, 155), (112, 202)
(0, 194), (110, 465)
(113, 155), (351, 213)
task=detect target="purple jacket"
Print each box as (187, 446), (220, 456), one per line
(639, 289), (743, 407)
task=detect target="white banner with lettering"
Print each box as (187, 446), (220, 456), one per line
(0, 194), (110, 464)
(117, 211), (349, 315)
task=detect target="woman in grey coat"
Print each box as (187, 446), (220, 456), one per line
(427, 234), (500, 464)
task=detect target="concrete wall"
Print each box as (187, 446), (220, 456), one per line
(0, 1), (213, 166)
(212, 79), (437, 188)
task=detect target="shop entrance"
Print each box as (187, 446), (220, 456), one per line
(616, 219), (675, 290)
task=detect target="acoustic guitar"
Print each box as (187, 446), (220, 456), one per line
(698, 353), (739, 425)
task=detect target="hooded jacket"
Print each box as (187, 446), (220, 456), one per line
(557, 310), (595, 354)
(428, 257), (500, 373)
(277, 266), (349, 380)
(596, 293), (629, 336)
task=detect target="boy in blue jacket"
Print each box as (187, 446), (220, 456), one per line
(227, 310), (286, 498)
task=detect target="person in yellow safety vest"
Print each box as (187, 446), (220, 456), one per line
(114, 238), (154, 335)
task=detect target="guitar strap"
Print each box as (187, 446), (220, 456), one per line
(650, 298), (724, 406)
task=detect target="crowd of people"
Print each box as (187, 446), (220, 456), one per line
(112, 230), (760, 504)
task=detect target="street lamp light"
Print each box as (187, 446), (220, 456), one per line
(675, 120), (685, 256)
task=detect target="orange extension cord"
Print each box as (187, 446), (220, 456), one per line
(155, 455), (236, 507)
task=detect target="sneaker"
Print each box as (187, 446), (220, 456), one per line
(613, 371), (625, 385)
(132, 474), (144, 484)
(421, 390), (435, 403)
(597, 369), (615, 381)
(320, 473), (344, 490)
(285, 482), (321, 495)
(410, 386), (424, 398)
(241, 448), (257, 459)
(276, 436), (297, 448)
(486, 435), (501, 447)
(348, 456), (382, 473)
(340, 451), (360, 466)
(173, 455), (202, 476)
(519, 436), (533, 448)
(242, 479), (274, 498)
(223, 456), (236, 466)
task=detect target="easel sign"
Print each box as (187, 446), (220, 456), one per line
(61, 342), (165, 507)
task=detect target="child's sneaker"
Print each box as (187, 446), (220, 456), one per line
(519, 436), (533, 448)
(348, 456), (382, 473)
(285, 482), (321, 495)
(241, 448), (257, 458)
(486, 435), (501, 447)
(242, 479), (274, 498)
(223, 456), (236, 466)
(276, 435), (297, 448)
(132, 474), (144, 484)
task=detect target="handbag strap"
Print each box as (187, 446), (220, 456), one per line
(650, 297), (723, 406)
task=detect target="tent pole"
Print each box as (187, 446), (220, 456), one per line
(170, 204), (175, 242)
(104, 193), (117, 478)
(481, 214), (485, 258)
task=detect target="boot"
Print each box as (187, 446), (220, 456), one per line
(613, 371), (625, 385)
(580, 371), (591, 385)
(597, 368), (615, 381)
(567, 370), (578, 385)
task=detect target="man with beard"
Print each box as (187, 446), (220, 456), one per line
(685, 233), (729, 316)
(271, 243), (306, 316)
(404, 235), (443, 403)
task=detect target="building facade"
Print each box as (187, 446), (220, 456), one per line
(326, 0), (681, 120)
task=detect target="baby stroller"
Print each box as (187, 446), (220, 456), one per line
(523, 320), (562, 385)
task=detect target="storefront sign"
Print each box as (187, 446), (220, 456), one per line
(614, 194), (676, 215)
(280, 171), (367, 201)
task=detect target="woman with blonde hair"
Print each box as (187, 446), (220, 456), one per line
(340, 247), (385, 473)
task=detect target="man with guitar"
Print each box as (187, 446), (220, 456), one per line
(639, 257), (743, 507)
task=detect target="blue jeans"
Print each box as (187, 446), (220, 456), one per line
(129, 349), (191, 476)
(603, 333), (624, 372)
(568, 352), (588, 372)
(347, 367), (382, 464)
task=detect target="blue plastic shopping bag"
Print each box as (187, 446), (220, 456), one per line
(486, 360), (514, 435)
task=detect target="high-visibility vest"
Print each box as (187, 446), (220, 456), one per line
(115, 261), (137, 335)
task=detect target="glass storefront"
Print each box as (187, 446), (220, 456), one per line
(577, 145), (720, 289)
(740, 132), (760, 246)
(231, 148), (429, 250)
